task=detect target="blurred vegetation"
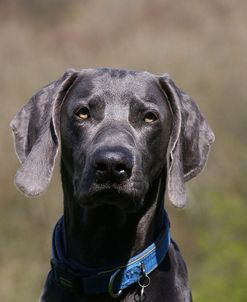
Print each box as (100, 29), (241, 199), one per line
(0, 0), (246, 301)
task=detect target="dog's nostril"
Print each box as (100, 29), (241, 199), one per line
(115, 164), (127, 173)
(95, 162), (107, 172)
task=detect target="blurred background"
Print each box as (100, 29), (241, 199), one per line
(0, 0), (246, 301)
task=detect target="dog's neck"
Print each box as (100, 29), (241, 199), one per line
(61, 166), (167, 268)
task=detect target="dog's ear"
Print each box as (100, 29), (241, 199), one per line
(158, 74), (215, 207)
(10, 69), (78, 197)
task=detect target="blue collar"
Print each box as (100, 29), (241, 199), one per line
(51, 211), (170, 297)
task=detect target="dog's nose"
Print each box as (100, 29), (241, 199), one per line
(93, 148), (133, 183)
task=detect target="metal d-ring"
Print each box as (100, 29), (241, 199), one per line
(108, 269), (123, 298)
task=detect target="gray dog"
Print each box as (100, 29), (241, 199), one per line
(11, 68), (214, 302)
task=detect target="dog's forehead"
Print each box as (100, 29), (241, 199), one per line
(72, 68), (163, 103)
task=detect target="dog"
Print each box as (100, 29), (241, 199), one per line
(11, 68), (214, 301)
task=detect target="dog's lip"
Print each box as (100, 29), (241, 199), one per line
(88, 186), (135, 200)
(77, 184), (143, 209)
(75, 174), (148, 206)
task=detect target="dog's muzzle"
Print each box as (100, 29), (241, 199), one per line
(74, 145), (145, 211)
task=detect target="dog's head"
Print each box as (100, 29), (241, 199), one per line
(10, 68), (214, 211)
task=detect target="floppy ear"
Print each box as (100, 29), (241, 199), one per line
(10, 69), (78, 197)
(159, 74), (215, 207)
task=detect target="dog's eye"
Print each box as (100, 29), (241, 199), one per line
(76, 107), (90, 120)
(144, 112), (158, 123)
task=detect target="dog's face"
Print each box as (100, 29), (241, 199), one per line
(60, 69), (172, 211)
(11, 68), (214, 208)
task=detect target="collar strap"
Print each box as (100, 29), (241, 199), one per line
(51, 212), (170, 296)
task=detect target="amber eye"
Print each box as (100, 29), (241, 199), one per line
(144, 112), (158, 123)
(76, 107), (90, 120)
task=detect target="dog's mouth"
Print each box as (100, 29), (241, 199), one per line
(75, 181), (146, 212)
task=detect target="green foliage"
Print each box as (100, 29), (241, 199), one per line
(191, 191), (247, 302)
